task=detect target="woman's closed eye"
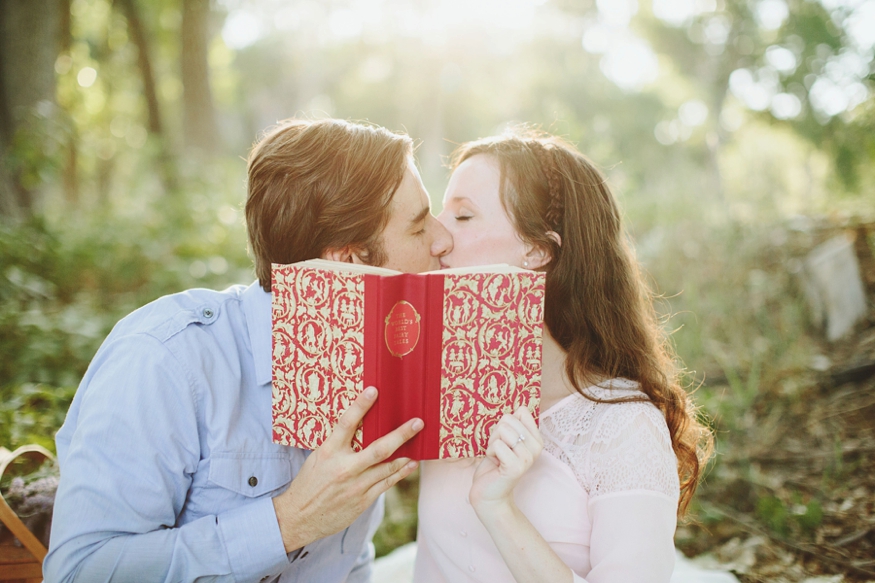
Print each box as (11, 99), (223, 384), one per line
(455, 215), (473, 222)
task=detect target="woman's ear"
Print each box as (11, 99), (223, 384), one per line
(322, 247), (366, 264)
(523, 231), (561, 270)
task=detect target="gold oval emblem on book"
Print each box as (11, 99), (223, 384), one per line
(385, 301), (421, 358)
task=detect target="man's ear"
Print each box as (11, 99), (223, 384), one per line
(524, 231), (562, 270)
(322, 247), (366, 264)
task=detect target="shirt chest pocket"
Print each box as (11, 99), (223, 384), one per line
(207, 453), (292, 498)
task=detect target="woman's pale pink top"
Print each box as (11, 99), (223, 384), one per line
(414, 380), (680, 583)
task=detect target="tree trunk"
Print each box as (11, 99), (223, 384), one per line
(0, 0), (63, 219)
(114, 0), (178, 194)
(59, 0), (72, 51)
(115, 0), (163, 136)
(182, 0), (220, 153)
(59, 0), (79, 204)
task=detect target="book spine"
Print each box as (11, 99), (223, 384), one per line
(360, 273), (444, 460)
(382, 273), (425, 460)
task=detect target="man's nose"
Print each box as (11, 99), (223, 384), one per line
(431, 216), (454, 256)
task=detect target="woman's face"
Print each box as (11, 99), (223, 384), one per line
(437, 154), (529, 269)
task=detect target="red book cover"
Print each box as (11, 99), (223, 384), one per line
(271, 260), (545, 460)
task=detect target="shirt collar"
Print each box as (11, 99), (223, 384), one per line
(242, 281), (272, 386)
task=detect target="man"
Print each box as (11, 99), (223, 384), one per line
(44, 118), (453, 582)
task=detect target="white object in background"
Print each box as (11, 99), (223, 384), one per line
(802, 233), (868, 341)
(670, 550), (741, 583)
(373, 542), (417, 583)
(372, 544), (741, 583)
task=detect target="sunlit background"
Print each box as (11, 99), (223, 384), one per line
(2, 0), (874, 577)
(8, 0), (874, 217)
(7, 0), (871, 224)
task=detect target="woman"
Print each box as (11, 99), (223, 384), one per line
(414, 129), (713, 582)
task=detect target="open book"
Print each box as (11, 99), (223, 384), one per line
(271, 259), (545, 460)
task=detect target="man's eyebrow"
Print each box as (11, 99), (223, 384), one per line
(410, 205), (430, 225)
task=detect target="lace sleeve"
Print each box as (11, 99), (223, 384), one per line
(586, 401), (679, 501)
(541, 393), (679, 502)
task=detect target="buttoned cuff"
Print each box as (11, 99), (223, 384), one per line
(217, 496), (289, 582)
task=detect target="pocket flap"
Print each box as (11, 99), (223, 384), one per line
(208, 453), (292, 497)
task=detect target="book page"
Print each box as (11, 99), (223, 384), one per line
(275, 259), (402, 276)
(275, 260), (525, 277)
(423, 264), (525, 275)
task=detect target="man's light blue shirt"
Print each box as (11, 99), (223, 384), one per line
(44, 282), (383, 583)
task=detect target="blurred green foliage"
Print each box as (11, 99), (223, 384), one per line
(756, 492), (823, 538)
(0, 159), (254, 450)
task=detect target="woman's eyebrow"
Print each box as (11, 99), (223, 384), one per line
(448, 195), (478, 209)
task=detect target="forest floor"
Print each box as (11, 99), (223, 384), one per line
(675, 226), (875, 582)
(676, 330), (875, 581)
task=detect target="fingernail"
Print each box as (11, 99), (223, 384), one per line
(411, 418), (424, 431)
(407, 461), (419, 470)
(364, 387), (377, 399)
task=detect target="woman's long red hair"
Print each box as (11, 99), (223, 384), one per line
(451, 129), (713, 514)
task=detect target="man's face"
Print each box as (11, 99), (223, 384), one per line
(377, 160), (453, 273)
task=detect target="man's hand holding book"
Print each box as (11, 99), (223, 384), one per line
(272, 386), (423, 553)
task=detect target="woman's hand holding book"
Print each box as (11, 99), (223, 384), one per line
(469, 406), (543, 515)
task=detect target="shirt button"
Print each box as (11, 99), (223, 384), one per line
(469, 565), (476, 572)
(202, 308), (214, 318)
(248, 476), (258, 487)
(460, 530), (467, 537)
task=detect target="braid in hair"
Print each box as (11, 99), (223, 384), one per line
(529, 140), (563, 231)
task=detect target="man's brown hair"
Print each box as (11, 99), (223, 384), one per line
(246, 118), (413, 291)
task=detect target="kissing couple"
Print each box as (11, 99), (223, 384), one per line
(45, 118), (711, 583)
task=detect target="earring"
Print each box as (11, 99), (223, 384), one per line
(523, 260), (529, 268)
